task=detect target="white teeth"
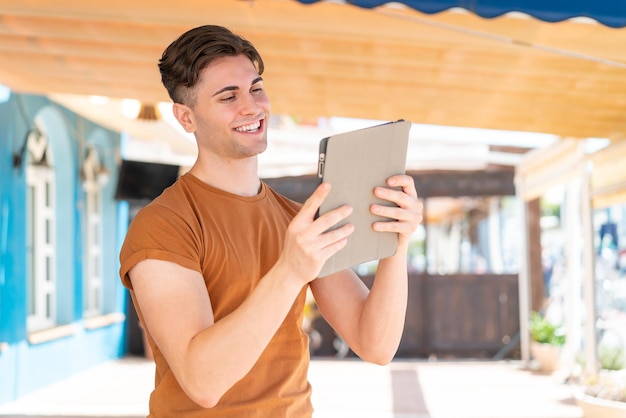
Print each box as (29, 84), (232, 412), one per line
(235, 121), (261, 132)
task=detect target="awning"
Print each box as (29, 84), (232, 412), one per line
(296, 0), (626, 28)
(1, 0), (625, 143)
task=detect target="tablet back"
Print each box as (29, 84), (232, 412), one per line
(316, 119), (411, 277)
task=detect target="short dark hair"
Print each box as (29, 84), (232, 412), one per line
(158, 25), (264, 106)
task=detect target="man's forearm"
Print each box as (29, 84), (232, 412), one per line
(356, 253), (409, 364)
(179, 267), (305, 407)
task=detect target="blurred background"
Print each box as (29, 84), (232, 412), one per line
(0, 0), (625, 406)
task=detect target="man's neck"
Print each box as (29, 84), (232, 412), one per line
(189, 156), (261, 197)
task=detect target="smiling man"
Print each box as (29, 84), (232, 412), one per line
(119, 25), (423, 417)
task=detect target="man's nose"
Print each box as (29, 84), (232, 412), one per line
(240, 93), (262, 115)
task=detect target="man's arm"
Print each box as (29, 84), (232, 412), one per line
(129, 182), (354, 408)
(311, 174), (422, 364)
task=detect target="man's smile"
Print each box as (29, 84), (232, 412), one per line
(234, 120), (262, 133)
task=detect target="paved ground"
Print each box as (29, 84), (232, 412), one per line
(0, 356), (584, 418)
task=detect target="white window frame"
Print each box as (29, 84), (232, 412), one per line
(82, 147), (105, 318)
(26, 128), (57, 332)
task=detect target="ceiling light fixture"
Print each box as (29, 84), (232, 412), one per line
(136, 103), (161, 121)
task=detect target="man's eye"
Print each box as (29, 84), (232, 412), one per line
(221, 95), (235, 102)
(251, 87), (263, 95)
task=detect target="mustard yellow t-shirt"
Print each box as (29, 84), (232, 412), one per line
(119, 173), (312, 417)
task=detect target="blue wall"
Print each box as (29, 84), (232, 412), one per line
(0, 91), (129, 402)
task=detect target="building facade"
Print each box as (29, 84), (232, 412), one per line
(0, 90), (129, 403)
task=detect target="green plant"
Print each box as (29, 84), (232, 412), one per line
(529, 311), (565, 346)
(599, 345), (626, 371)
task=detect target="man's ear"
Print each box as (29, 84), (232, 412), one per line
(172, 103), (195, 133)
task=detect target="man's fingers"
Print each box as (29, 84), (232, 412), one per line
(294, 182), (353, 236)
(297, 182), (331, 219)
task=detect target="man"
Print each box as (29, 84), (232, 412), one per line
(119, 25), (422, 417)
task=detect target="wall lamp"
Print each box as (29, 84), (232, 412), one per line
(12, 126), (49, 169)
(81, 145), (111, 187)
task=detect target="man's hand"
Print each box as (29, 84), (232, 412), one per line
(277, 182), (354, 284)
(370, 174), (423, 250)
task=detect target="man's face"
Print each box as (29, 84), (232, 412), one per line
(179, 54), (271, 161)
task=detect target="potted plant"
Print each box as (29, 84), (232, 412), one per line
(575, 345), (626, 417)
(529, 311), (565, 373)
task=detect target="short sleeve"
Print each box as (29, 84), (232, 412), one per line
(119, 203), (202, 289)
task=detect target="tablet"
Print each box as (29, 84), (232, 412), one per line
(316, 119), (411, 277)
